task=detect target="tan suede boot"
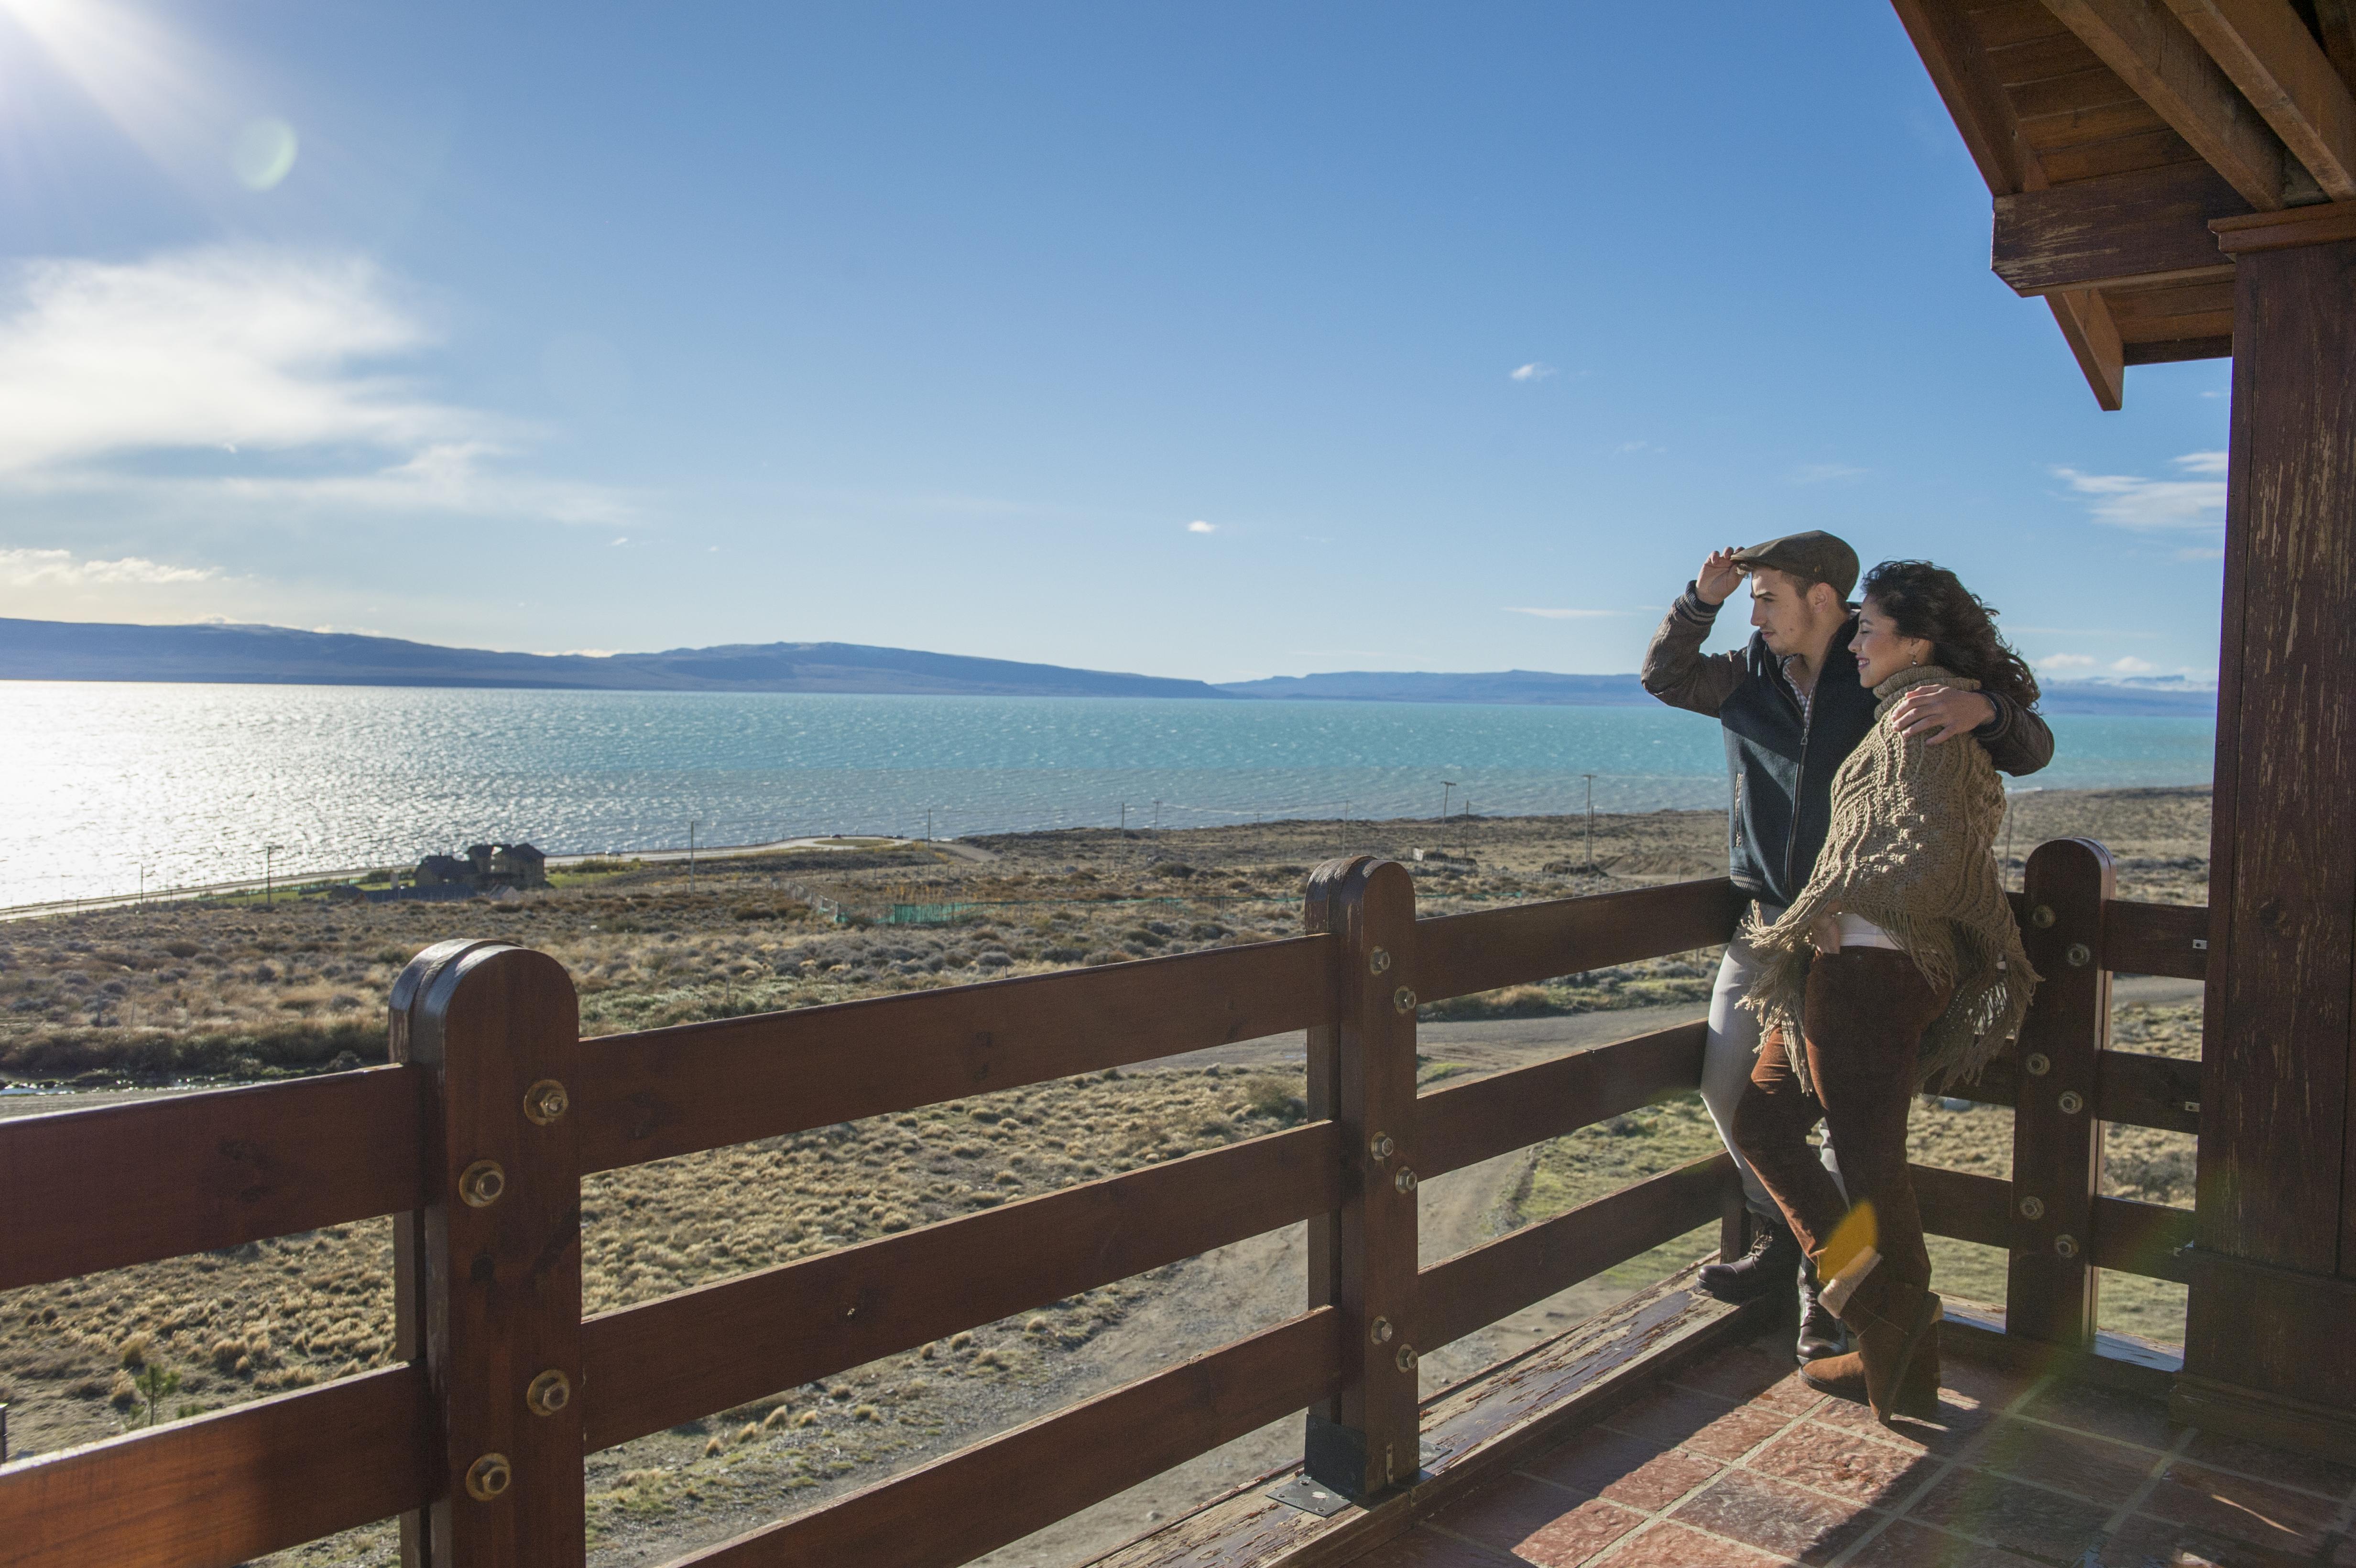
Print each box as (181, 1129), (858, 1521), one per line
(1799, 1265), (1942, 1423)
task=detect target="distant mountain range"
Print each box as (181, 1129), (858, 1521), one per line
(0, 619), (1239, 700)
(0, 617), (2217, 715)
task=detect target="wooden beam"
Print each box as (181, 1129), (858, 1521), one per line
(2161, 0), (2356, 198)
(2318, 0), (2356, 93)
(1891, 0), (2050, 193)
(580, 1122), (1343, 1451)
(2041, 0), (2293, 207)
(2181, 215), (2356, 1454)
(1993, 160), (2249, 294)
(1413, 878), (1740, 1004)
(2048, 288), (2130, 408)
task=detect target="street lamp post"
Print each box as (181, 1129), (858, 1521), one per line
(264, 844), (284, 904)
(689, 819), (699, 893)
(1582, 773), (1597, 872)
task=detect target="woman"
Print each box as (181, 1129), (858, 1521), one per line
(1731, 560), (2040, 1423)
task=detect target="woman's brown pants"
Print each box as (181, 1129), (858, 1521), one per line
(1731, 948), (1954, 1293)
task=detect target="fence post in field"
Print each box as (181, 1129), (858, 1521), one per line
(2004, 838), (2115, 1348)
(391, 941), (587, 1567)
(1302, 856), (1421, 1500)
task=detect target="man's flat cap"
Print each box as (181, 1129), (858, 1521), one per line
(1731, 531), (1858, 600)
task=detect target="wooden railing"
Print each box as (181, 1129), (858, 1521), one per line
(0, 839), (2204, 1568)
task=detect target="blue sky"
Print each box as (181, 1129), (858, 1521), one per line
(0, 1), (2230, 684)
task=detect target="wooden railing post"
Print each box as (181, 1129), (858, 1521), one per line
(392, 942), (586, 1567)
(2005, 838), (2115, 1347)
(1302, 857), (1421, 1500)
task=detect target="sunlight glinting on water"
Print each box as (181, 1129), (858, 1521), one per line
(0, 683), (2217, 907)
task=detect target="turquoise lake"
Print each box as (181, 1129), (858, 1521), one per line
(0, 683), (2217, 907)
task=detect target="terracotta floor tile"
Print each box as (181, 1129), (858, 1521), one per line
(1751, 1369), (1834, 1416)
(1969, 1417), (2162, 1505)
(1599, 1522), (1792, 1567)
(1432, 1474), (1644, 1564)
(1933, 1355), (2040, 1419)
(2095, 1510), (2324, 1568)
(1509, 1498), (1650, 1567)
(1811, 1386), (1985, 1455)
(1603, 1385), (1798, 1461)
(1668, 1469), (1884, 1564)
(2015, 1378), (2178, 1452)
(1673, 1342), (1814, 1408)
(2181, 1427), (2356, 1501)
(1522, 1426), (1723, 1512)
(1349, 1525), (1518, 1567)
(1904, 1467), (2114, 1563)
(1841, 1517), (2048, 1568)
(2140, 1460), (2342, 1555)
(1747, 1420), (1942, 1506)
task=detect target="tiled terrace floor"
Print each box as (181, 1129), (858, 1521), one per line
(1346, 1334), (2356, 1568)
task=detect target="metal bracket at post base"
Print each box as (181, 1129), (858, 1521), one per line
(1275, 1417), (1433, 1512)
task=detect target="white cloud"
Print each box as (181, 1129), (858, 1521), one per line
(1509, 362), (1556, 382)
(0, 547), (218, 587)
(2039, 653), (2097, 671)
(1187, 520), (1217, 534)
(1791, 462), (1867, 484)
(1505, 607), (1622, 620)
(0, 245), (627, 526)
(2055, 452), (2225, 533)
(2110, 655), (2156, 674)
(1615, 440), (1665, 456)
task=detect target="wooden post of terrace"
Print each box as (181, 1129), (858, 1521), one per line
(1892, 0), (2356, 1460)
(2178, 202), (2356, 1456)
(1301, 857), (1422, 1501)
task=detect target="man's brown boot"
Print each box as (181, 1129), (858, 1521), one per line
(1799, 1269), (1942, 1423)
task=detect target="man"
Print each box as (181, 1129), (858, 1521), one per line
(1642, 532), (2052, 1360)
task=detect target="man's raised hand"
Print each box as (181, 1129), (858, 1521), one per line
(1696, 547), (1744, 607)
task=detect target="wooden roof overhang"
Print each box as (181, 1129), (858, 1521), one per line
(1893, 0), (2356, 407)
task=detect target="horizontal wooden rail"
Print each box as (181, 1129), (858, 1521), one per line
(1951, 1048), (2203, 1134)
(0, 1065), (425, 1292)
(575, 935), (1334, 1172)
(1413, 878), (1743, 1004)
(583, 1121), (1343, 1449)
(1418, 1154), (1732, 1352)
(1912, 1163), (2195, 1284)
(1418, 1024), (1708, 1181)
(0, 1366), (427, 1568)
(2101, 899), (2210, 980)
(667, 1307), (1344, 1568)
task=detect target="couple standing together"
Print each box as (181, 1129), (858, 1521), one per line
(1640, 533), (2047, 1424)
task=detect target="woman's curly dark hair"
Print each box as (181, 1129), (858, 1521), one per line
(1860, 559), (2040, 710)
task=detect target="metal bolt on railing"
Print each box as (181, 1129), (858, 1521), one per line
(1369, 1316), (1394, 1345)
(523, 1079), (570, 1125)
(1392, 986), (1417, 1014)
(526, 1370), (572, 1416)
(1368, 947), (1391, 975)
(1369, 1132), (1395, 1161)
(465, 1453), (513, 1502)
(458, 1161), (506, 1208)
(2018, 1195), (2046, 1220)
(1394, 1168), (1418, 1194)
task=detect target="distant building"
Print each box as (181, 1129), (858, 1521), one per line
(414, 841), (549, 892)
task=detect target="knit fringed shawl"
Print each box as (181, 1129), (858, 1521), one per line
(1740, 665), (2040, 1097)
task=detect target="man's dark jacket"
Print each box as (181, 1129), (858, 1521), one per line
(1641, 585), (2054, 909)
